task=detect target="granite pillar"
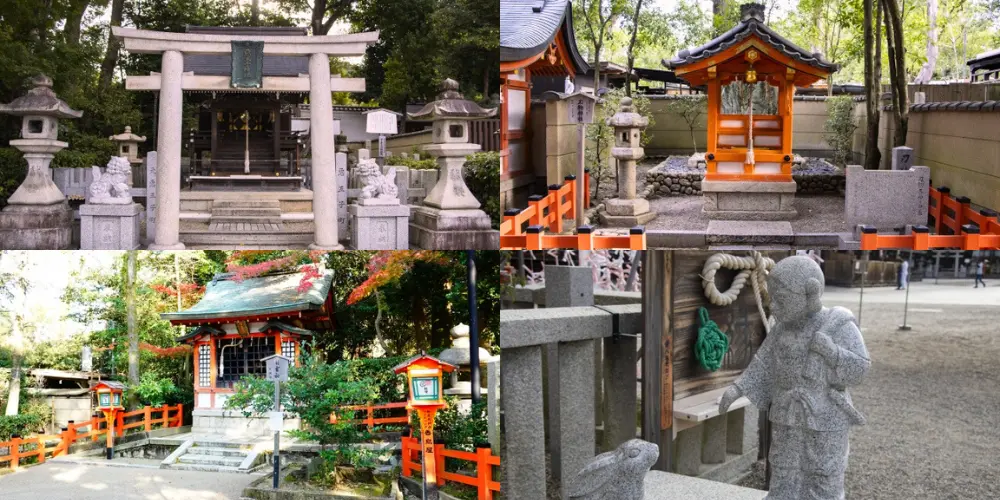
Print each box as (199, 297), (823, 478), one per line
(602, 335), (638, 452)
(486, 360), (500, 453)
(727, 405), (758, 455)
(558, 339), (597, 490)
(150, 50), (185, 250)
(501, 346), (546, 500)
(308, 52), (344, 250)
(701, 415), (727, 464)
(674, 426), (703, 476)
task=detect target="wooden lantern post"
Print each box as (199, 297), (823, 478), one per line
(394, 353), (456, 500)
(92, 381), (125, 460)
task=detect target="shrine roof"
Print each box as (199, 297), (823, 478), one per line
(92, 380), (126, 391)
(258, 320), (315, 337)
(663, 3), (837, 75)
(500, 0), (589, 73)
(162, 269), (334, 323)
(968, 47), (1000, 73)
(182, 25), (309, 77)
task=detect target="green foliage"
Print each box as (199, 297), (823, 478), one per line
(0, 414), (43, 441)
(411, 397), (488, 473)
(386, 154), (438, 171)
(665, 96), (707, 152)
(0, 148), (27, 208)
(587, 88), (654, 201)
(464, 152), (500, 229)
(824, 96), (858, 167)
(132, 372), (179, 408)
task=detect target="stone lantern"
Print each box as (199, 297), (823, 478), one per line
(599, 97), (654, 226)
(437, 323), (497, 412)
(0, 74), (82, 249)
(407, 79), (499, 249)
(109, 126), (146, 165)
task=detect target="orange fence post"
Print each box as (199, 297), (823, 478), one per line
(525, 226), (543, 250)
(144, 406), (152, 431)
(434, 443), (446, 487)
(476, 445), (493, 500)
(116, 411), (124, 437)
(629, 227), (646, 250)
(176, 404), (183, 427)
(35, 437), (45, 464)
(10, 435), (20, 470)
(564, 175), (577, 223)
(912, 225), (930, 250)
(527, 195), (544, 228)
(91, 416), (100, 442)
(548, 185), (563, 234)
(955, 196), (971, 230)
(367, 405), (375, 433)
(962, 224), (981, 250)
(502, 209), (520, 235)
(584, 169), (591, 208)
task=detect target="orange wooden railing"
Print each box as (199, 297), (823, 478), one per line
(401, 436), (500, 500)
(501, 172), (647, 250)
(329, 402), (410, 431)
(860, 185), (1000, 251)
(0, 404), (183, 471)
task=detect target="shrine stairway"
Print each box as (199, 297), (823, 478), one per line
(179, 195), (317, 249)
(162, 439), (264, 473)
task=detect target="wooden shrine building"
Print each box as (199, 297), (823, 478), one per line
(664, 3), (837, 220)
(499, 0), (589, 208)
(162, 268), (334, 433)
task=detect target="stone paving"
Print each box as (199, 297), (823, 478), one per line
(0, 461), (260, 499)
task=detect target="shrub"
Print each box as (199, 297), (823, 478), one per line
(0, 148), (27, 209)
(824, 96), (858, 167)
(386, 154), (438, 171)
(464, 152), (500, 229)
(0, 414), (44, 441)
(411, 397), (489, 473)
(132, 373), (179, 408)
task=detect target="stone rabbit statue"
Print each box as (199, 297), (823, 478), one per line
(565, 439), (659, 500)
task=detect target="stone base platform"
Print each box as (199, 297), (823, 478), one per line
(350, 203), (409, 249)
(702, 180), (797, 221)
(644, 471), (766, 500)
(599, 197), (656, 227)
(192, 409), (300, 439)
(409, 206), (499, 249)
(80, 202), (141, 250)
(0, 202), (72, 249)
(178, 190), (315, 249)
(189, 175), (304, 192)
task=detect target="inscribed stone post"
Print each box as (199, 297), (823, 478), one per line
(891, 146), (914, 171)
(145, 151), (157, 241)
(336, 152), (348, 239)
(501, 346), (546, 499)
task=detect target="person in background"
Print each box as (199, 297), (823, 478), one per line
(896, 256), (909, 290)
(975, 258), (987, 288)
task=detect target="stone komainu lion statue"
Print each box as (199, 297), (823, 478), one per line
(89, 156), (132, 204)
(356, 157), (398, 201)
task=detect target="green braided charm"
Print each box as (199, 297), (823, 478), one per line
(695, 307), (729, 372)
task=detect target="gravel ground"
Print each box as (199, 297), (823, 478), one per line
(737, 292), (1000, 499)
(594, 157), (665, 202)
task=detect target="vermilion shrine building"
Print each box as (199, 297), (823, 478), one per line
(161, 268), (334, 435)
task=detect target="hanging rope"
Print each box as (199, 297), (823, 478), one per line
(695, 307), (729, 371)
(701, 251), (775, 333)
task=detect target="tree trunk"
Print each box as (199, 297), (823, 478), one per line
(882, 0), (908, 147)
(4, 315), (23, 416)
(863, 0), (882, 170)
(624, 0), (645, 98)
(126, 251), (139, 409)
(64, 0), (90, 46)
(593, 43), (602, 95)
(251, 0), (260, 25)
(98, 0), (125, 93)
(311, 0), (328, 35)
(914, 0), (937, 84)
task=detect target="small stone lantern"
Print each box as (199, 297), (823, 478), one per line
(109, 126), (146, 165)
(437, 323), (497, 411)
(0, 74), (82, 249)
(407, 79), (499, 249)
(600, 97), (655, 226)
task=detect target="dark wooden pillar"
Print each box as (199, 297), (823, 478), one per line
(210, 109), (218, 173)
(642, 250), (673, 472)
(273, 105), (281, 174)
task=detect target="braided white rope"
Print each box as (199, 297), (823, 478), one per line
(701, 252), (774, 332)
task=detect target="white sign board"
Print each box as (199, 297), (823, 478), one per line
(269, 411), (284, 432)
(265, 355), (291, 382)
(566, 94), (596, 125)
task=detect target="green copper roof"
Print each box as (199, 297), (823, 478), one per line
(162, 269), (334, 323)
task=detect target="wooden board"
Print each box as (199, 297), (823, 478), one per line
(670, 250), (789, 401)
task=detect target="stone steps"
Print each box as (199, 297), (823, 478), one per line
(180, 229), (314, 247)
(213, 200), (281, 209)
(208, 222), (285, 231)
(211, 208), (282, 217)
(177, 453), (246, 467)
(161, 440), (261, 474)
(186, 446), (249, 457)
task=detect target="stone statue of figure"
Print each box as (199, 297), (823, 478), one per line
(565, 439), (659, 500)
(356, 157), (399, 203)
(719, 255), (870, 500)
(89, 156), (132, 204)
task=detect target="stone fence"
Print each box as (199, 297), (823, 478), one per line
(52, 164), (149, 200)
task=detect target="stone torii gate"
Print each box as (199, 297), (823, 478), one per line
(112, 27), (378, 250)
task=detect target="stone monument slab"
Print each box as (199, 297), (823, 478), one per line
(845, 165), (929, 229)
(891, 146), (914, 171)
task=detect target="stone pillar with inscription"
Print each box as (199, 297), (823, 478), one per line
(407, 79), (499, 249)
